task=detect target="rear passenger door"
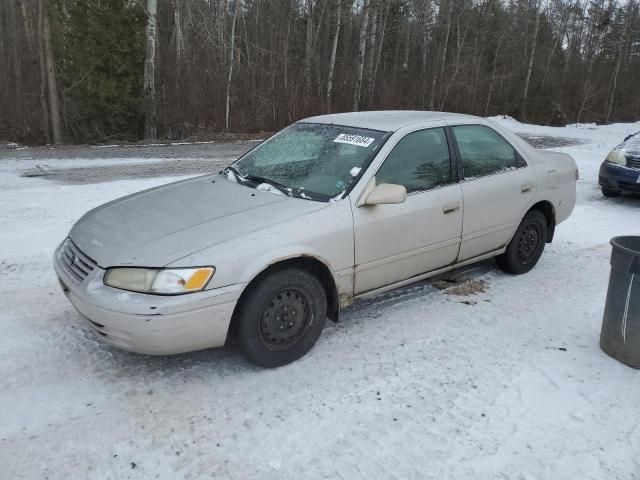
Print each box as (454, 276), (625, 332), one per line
(450, 124), (536, 261)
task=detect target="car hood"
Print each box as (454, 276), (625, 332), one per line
(69, 174), (326, 267)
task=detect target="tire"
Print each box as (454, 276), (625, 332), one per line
(602, 186), (621, 198)
(236, 268), (327, 367)
(496, 210), (548, 275)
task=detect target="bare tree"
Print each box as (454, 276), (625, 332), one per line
(606, 1), (634, 122)
(41, 0), (61, 144)
(143, 0), (158, 139)
(431, 0), (453, 110)
(5, 0), (640, 144)
(304, 0), (314, 98)
(370, 0), (390, 108)
(365, 0), (377, 106)
(19, 0), (34, 51)
(225, 0), (240, 131)
(521, 0), (540, 120)
(484, 30), (506, 116)
(326, 0), (342, 113)
(172, 0), (185, 62)
(352, 0), (370, 112)
(36, 0), (50, 143)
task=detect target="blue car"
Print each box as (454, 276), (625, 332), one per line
(599, 132), (640, 197)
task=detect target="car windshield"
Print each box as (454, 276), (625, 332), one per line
(223, 123), (389, 201)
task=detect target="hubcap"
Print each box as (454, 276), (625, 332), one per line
(517, 223), (541, 264)
(259, 288), (312, 350)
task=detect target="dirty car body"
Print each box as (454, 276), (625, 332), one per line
(54, 111), (578, 365)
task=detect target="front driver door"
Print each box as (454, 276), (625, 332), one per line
(352, 127), (463, 294)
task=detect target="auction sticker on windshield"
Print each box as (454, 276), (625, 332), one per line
(334, 134), (375, 147)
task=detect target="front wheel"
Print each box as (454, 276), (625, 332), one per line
(496, 210), (548, 275)
(235, 268), (327, 367)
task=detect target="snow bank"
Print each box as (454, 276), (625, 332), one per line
(1, 122), (640, 479)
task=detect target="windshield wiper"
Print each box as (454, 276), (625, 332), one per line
(222, 165), (245, 182)
(243, 174), (292, 197)
(223, 168), (328, 201)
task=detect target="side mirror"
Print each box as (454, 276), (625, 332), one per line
(364, 183), (407, 206)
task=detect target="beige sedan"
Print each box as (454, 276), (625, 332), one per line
(54, 111), (578, 367)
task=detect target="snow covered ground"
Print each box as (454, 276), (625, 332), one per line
(1, 120), (640, 479)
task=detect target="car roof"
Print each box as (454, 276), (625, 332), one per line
(299, 110), (479, 132)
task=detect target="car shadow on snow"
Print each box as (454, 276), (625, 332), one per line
(59, 261), (498, 380)
(588, 186), (640, 204)
(60, 315), (259, 379)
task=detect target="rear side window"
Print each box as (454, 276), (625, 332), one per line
(452, 125), (519, 179)
(376, 128), (452, 193)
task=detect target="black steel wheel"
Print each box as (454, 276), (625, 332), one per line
(235, 268), (327, 367)
(517, 223), (542, 265)
(258, 288), (313, 351)
(496, 209), (548, 274)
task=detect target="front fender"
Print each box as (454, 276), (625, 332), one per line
(165, 200), (355, 299)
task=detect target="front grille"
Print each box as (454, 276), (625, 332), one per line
(60, 238), (97, 282)
(626, 156), (640, 170)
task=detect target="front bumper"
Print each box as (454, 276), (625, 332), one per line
(53, 241), (243, 355)
(599, 161), (640, 193)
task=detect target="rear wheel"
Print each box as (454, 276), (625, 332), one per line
(602, 186), (621, 198)
(496, 210), (548, 275)
(236, 268), (327, 367)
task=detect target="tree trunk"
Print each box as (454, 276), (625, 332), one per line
(326, 0), (342, 113)
(440, 21), (468, 110)
(173, 0), (184, 62)
(312, 0), (327, 100)
(352, 0), (370, 112)
(541, 5), (570, 89)
(370, 0), (390, 107)
(605, 2), (632, 122)
(304, 0), (314, 97)
(37, 0), (50, 143)
(283, 5), (293, 122)
(521, 1), (540, 121)
(431, 0), (453, 110)
(19, 0), (34, 51)
(283, 5), (292, 93)
(402, 20), (410, 71)
(484, 32), (505, 116)
(41, 0), (62, 144)
(605, 43), (622, 123)
(312, 0), (327, 52)
(9, 0), (23, 128)
(366, 1), (377, 105)
(143, 0), (158, 140)
(225, 0), (240, 131)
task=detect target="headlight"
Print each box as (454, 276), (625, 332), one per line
(104, 267), (215, 295)
(606, 149), (627, 166)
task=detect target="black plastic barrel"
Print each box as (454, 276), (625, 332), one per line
(600, 236), (640, 368)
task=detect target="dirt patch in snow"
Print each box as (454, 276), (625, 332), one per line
(442, 279), (488, 296)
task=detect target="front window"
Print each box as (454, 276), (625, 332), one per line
(376, 127), (452, 193)
(224, 123), (389, 201)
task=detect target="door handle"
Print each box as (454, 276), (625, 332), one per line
(443, 202), (460, 214)
(521, 183), (534, 193)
